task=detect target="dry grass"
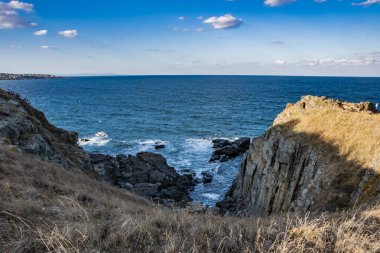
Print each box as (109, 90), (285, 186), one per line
(1, 146), (380, 252)
(276, 97), (380, 171)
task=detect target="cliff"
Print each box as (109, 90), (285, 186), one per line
(0, 89), (91, 170)
(0, 89), (194, 206)
(218, 96), (380, 216)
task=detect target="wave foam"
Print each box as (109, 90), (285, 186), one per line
(202, 193), (220, 200)
(125, 139), (169, 154)
(185, 138), (212, 152)
(78, 132), (111, 146)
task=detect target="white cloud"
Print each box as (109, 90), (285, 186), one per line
(275, 60), (285, 65)
(352, 0), (380, 6)
(40, 45), (56, 49)
(34, 29), (47, 36)
(58, 29), (78, 38)
(297, 51), (380, 67)
(264, 0), (295, 7)
(314, 0), (327, 2)
(8, 0), (33, 12)
(178, 16), (185, 20)
(30, 22), (37, 26)
(203, 14), (242, 29)
(197, 16), (204, 20)
(0, 1), (34, 29)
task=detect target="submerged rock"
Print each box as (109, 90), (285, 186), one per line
(201, 171), (213, 184)
(90, 152), (196, 206)
(154, 144), (165, 150)
(209, 137), (250, 162)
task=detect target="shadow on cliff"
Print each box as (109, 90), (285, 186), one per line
(219, 118), (379, 216)
(271, 118), (378, 211)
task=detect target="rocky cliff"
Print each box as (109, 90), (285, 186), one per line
(0, 89), (194, 206)
(0, 89), (91, 170)
(218, 96), (380, 216)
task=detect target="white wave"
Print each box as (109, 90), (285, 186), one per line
(202, 193), (220, 200)
(78, 132), (111, 146)
(185, 138), (212, 152)
(125, 139), (169, 154)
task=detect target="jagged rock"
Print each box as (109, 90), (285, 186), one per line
(217, 96), (380, 217)
(209, 137), (250, 162)
(90, 152), (196, 206)
(201, 171), (213, 184)
(154, 144), (165, 150)
(0, 89), (91, 171)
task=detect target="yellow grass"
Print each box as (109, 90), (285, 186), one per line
(276, 98), (380, 172)
(1, 146), (380, 252)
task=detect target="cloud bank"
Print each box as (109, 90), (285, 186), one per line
(0, 1), (34, 29)
(203, 14), (242, 29)
(352, 0), (380, 6)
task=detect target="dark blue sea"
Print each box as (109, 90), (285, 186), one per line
(1, 75), (379, 205)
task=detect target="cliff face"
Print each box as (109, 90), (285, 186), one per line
(0, 89), (91, 170)
(218, 96), (380, 216)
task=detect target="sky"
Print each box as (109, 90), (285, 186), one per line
(0, 0), (380, 76)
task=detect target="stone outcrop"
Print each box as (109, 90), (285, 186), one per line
(90, 152), (196, 206)
(0, 89), (195, 206)
(0, 89), (91, 170)
(218, 96), (380, 217)
(209, 137), (250, 162)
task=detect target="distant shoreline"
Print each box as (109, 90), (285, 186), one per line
(0, 73), (62, 80)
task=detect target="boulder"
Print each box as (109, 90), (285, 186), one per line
(201, 171), (213, 184)
(90, 152), (196, 206)
(209, 137), (250, 162)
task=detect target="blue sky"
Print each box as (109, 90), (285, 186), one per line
(1, 0), (380, 76)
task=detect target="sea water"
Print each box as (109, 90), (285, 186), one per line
(1, 75), (379, 206)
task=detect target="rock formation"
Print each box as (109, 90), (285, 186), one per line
(218, 96), (380, 217)
(90, 152), (196, 206)
(209, 137), (250, 162)
(0, 89), (194, 206)
(0, 89), (91, 170)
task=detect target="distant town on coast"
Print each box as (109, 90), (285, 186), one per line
(0, 73), (60, 80)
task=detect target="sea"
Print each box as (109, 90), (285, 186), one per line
(1, 75), (379, 206)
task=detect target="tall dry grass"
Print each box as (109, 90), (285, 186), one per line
(1, 146), (380, 253)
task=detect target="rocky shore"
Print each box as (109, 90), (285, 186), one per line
(0, 73), (60, 80)
(1, 88), (380, 218)
(0, 88), (195, 207)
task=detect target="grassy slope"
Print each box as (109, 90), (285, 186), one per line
(1, 146), (380, 253)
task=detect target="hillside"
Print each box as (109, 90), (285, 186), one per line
(218, 96), (380, 216)
(1, 91), (380, 252)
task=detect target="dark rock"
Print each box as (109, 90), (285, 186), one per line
(212, 139), (233, 149)
(201, 171), (213, 184)
(90, 151), (196, 206)
(209, 137), (250, 162)
(154, 144), (165, 150)
(0, 89), (91, 171)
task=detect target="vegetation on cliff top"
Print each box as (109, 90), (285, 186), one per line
(275, 96), (380, 172)
(1, 146), (380, 253)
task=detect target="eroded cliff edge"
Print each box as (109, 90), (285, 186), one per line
(218, 96), (380, 216)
